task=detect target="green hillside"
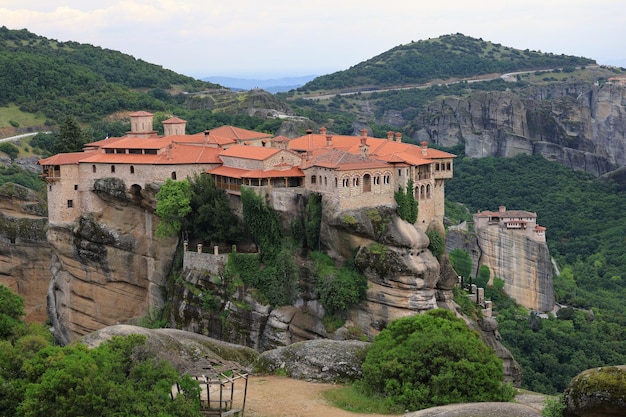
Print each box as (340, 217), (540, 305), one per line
(0, 26), (219, 123)
(297, 33), (595, 93)
(446, 153), (626, 393)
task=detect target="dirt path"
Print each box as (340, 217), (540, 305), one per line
(241, 376), (545, 417)
(243, 376), (394, 417)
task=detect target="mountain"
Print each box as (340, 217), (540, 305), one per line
(202, 75), (317, 93)
(296, 33), (596, 93)
(0, 26), (219, 124)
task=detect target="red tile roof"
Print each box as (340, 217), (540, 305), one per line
(163, 117), (186, 124)
(38, 151), (99, 166)
(289, 133), (455, 165)
(209, 125), (273, 141)
(207, 166), (247, 179)
(129, 111), (154, 117)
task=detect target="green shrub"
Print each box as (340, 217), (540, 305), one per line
(312, 251), (368, 316)
(395, 179), (418, 223)
(0, 143), (19, 160)
(426, 230), (445, 258)
(361, 309), (515, 411)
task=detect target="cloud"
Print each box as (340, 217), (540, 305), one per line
(2, 0), (625, 77)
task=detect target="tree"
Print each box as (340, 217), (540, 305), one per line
(394, 180), (418, 224)
(0, 142), (19, 160)
(241, 187), (282, 261)
(476, 265), (491, 288)
(449, 249), (473, 280)
(155, 178), (191, 239)
(361, 309), (515, 411)
(0, 285), (25, 339)
(54, 115), (86, 153)
(188, 173), (240, 244)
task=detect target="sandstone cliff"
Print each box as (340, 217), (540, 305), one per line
(411, 80), (626, 176)
(447, 226), (554, 312)
(46, 182), (178, 345)
(0, 183), (50, 323)
(170, 200), (522, 384)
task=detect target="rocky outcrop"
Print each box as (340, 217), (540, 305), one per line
(447, 226), (554, 312)
(412, 81), (626, 176)
(171, 201), (521, 384)
(0, 183), (51, 323)
(80, 324), (258, 374)
(47, 185), (177, 345)
(563, 366), (626, 417)
(255, 339), (369, 382)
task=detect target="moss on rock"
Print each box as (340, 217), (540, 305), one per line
(563, 365), (626, 417)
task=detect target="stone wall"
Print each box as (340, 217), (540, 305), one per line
(183, 246), (229, 276)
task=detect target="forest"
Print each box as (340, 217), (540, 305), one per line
(294, 33), (595, 92)
(446, 153), (626, 394)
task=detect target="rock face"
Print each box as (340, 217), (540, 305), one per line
(563, 366), (626, 417)
(0, 183), (51, 323)
(325, 205), (442, 333)
(80, 324), (258, 374)
(447, 226), (554, 312)
(411, 81), (626, 176)
(171, 202), (522, 384)
(47, 185), (177, 345)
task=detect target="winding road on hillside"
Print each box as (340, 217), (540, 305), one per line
(299, 65), (598, 101)
(0, 131), (49, 143)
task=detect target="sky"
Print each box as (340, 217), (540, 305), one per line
(2, 1), (625, 80)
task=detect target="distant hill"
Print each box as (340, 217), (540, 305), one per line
(297, 33), (596, 93)
(0, 26), (220, 123)
(202, 75), (318, 93)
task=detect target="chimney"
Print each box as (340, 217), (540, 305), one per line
(387, 131), (394, 141)
(359, 135), (369, 158)
(395, 132), (402, 143)
(319, 126), (327, 135)
(326, 134), (333, 147)
(499, 206), (506, 213)
(360, 128), (368, 139)
(421, 140), (428, 155)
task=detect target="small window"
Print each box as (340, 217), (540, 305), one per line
(92, 165), (96, 173)
(171, 172), (177, 180)
(311, 175), (317, 184)
(67, 200), (73, 208)
(130, 166), (135, 174)
(74, 184), (78, 190)
(111, 165), (116, 173)
(49, 185), (52, 191)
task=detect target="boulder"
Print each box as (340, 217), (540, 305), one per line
(255, 339), (369, 382)
(563, 366), (626, 417)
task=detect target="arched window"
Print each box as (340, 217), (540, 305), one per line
(130, 166), (135, 174)
(363, 174), (371, 192)
(420, 185), (425, 200)
(92, 165), (96, 173)
(110, 165), (115, 173)
(426, 184), (431, 199)
(171, 172), (177, 180)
